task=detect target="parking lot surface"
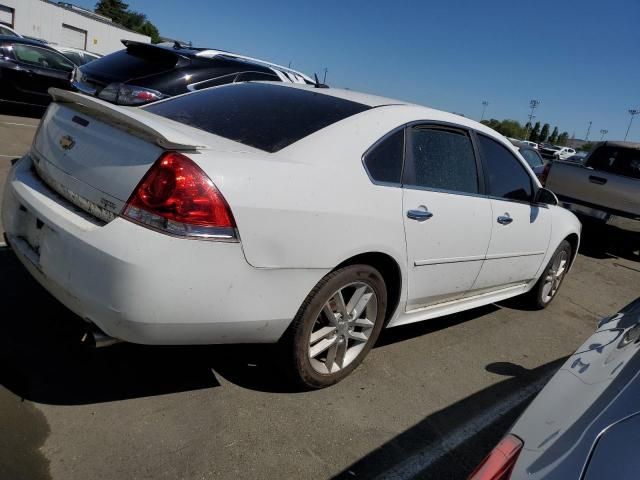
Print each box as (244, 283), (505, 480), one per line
(1, 114), (639, 479)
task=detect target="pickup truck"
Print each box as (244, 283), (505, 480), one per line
(545, 141), (640, 232)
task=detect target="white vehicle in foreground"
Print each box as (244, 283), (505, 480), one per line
(2, 82), (581, 388)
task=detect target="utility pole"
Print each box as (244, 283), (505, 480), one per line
(600, 129), (608, 141)
(480, 101), (489, 121)
(625, 109), (640, 141)
(585, 121), (592, 141)
(525, 99), (540, 140)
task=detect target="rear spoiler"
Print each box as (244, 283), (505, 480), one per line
(48, 88), (208, 151)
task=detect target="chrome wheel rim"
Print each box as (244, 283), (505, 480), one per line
(308, 282), (377, 374)
(541, 250), (568, 303)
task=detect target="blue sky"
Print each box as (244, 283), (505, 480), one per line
(83, 0), (639, 141)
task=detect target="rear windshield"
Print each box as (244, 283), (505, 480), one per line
(145, 82), (371, 152)
(82, 46), (181, 80)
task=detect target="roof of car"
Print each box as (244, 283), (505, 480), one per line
(251, 82), (515, 143)
(597, 140), (640, 150)
(0, 35), (58, 48)
(122, 40), (312, 82)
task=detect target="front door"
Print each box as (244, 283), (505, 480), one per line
(7, 43), (74, 104)
(470, 133), (551, 294)
(402, 125), (492, 310)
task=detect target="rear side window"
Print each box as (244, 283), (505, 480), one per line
(477, 134), (533, 202)
(363, 129), (404, 184)
(193, 71), (280, 90)
(403, 126), (478, 194)
(587, 146), (640, 180)
(13, 44), (74, 72)
(147, 82), (371, 153)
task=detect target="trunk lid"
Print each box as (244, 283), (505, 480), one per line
(31, 89), (212, 221)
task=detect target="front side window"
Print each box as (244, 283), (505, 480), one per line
(363, 129), (404, 184)
(477, 134), (533, 202)
(588, 146), (640, 179)
(12, 44), (74, 72)
(403, 126), (478, 194)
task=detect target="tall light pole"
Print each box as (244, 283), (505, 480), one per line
(585, 121), (592, 141)
(525, 99), (540, 140)
(625, 109), (639, 141)
(600, 129), (608, 140)
(480, 101), (489, 121)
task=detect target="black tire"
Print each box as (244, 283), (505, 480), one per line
(281, 264), (387, 389)
(523, 240), (572, 309)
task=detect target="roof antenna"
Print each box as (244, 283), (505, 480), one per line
(313, 73), (328, 89)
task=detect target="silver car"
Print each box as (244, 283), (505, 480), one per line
(468, 297), (640, 479)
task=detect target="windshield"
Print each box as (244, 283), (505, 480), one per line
(146, 82), (371, 152)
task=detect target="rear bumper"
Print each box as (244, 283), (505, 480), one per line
(558, 197), (640, 233)
(2, 155), (326, 344)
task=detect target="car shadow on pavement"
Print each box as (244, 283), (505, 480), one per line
(0, 246), (523, 402)
(332, 358), (567, 480)
(578, 221), (640, 263)
(0, 103), (45, 119)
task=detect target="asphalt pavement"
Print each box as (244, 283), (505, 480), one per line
(0, 112), (639, 480)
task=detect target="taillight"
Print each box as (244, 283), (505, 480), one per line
(538, 163), (551, 185)
(467, 434), (523, 480)
(122, 152), (237, 241)
(98, 82), (165, 105)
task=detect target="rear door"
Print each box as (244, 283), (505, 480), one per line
(402, 124), (493, 309)
(470, 134), (551, 293)
(5, 43), (74, 103)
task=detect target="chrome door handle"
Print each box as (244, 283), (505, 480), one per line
(497, 214), (513, 225)
(407, 209), (433, 221)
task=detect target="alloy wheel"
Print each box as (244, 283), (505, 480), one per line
(307, 282), (378, 374)
(541, 250), (568, 303)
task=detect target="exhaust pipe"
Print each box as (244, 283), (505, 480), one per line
(80, 324), (122, 348)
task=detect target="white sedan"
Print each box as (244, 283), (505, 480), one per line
(1, 82), (581, 388)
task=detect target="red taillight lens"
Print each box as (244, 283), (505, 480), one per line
(538, 163), (551, 185)
(467, 434), (523, 480)
(123, 152), (237, 240)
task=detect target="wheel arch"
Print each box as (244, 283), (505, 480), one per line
(333, 252), (403, 326)
(565, 232), (580, 267)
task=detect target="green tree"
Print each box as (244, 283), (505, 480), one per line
(557, 132), (570, 146)
(139, 21), (161, 43)
(539, 123), (550, 143)
(95, 0), (161, 43)
(548, 126), (559, 144)
(95, 0), (129, 23)
(529, 121), (541, 142)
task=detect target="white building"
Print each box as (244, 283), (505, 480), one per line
(0, 0), (150, 55)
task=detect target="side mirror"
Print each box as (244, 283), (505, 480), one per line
(535, 187), (558, 206)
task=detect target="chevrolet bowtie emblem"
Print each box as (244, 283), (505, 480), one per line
(59, 135), (75, 150)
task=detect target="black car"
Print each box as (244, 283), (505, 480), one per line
(73, 40), (314, 106)
(0, 36), (76, 108)
(516, 144), (548, 183)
